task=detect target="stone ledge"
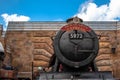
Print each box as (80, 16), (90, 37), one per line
(7, 21), (119, 31)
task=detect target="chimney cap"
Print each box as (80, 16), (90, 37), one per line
(66, 16), (83, 23)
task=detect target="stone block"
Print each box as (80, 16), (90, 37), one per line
(96, 60), (112, 66)
(99, 42), (110, 48)
(31, 37), (53, 47)
(98, 66), (112, 71)
(34, 54), (50, 62)
(99, 36), (110, 42)
(99, 48), (111, 54)
(33, 61), (49, 67)
(95, 54), (111, 61)
(34, 43), (53, 54)
(33, 31), (56, 37)
(33, 49), (52, 58)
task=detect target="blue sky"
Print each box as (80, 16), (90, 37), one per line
(0, 0), (120, 30)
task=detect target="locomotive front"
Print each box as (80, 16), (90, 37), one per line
(53, 17), (99, 71)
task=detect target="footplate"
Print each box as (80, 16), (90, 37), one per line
(38, 71), (115, 80)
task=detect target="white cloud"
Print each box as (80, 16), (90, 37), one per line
(75, 0), (120, 21)
(1, 13), (30, 26)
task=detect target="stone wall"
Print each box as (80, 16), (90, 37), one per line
(4, 21), (120, 79)
(4, 31), (34, 71)
(4, 30), (56, 79)
(95, 30), (115, 72)
(32, 31), (56, 70)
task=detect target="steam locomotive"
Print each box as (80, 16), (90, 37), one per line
(39, 17), (115, 80)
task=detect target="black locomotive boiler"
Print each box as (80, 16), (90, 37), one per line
(39, 17), (115, 80)
(52, 20), (99, 72)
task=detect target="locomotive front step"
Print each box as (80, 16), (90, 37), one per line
(38, 71), (114, 80)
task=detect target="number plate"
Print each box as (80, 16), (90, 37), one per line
(69, 33), (83, 39)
